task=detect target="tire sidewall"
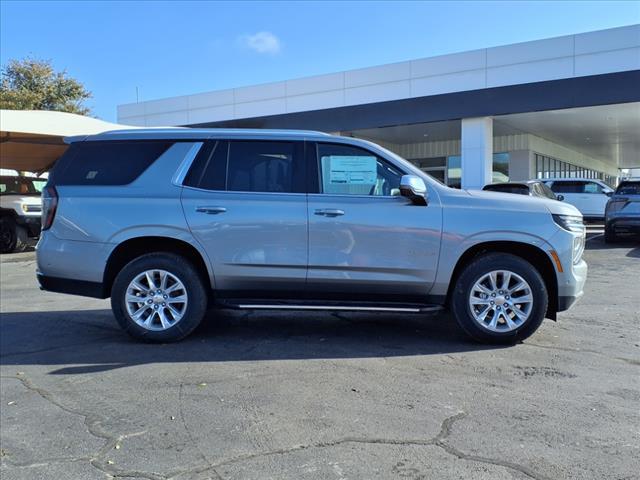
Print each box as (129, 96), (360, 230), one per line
(451, 253), (548, 344)
(0, 217), (17, 253)
(111, 253), (207, 342)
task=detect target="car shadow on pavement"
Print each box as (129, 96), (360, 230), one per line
(585, 235), (640, 251)
(0, 308), (501, 374)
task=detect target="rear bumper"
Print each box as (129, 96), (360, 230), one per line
(37, 273), (107, 298)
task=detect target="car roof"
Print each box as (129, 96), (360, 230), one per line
(541, 178), (606, 182)
(66, 128), (334, 143)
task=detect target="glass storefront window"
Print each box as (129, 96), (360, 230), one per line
(534, 153), (614, 186)
(445, 153), (509, 188)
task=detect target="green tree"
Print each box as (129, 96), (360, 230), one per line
(0, 58), (92, 115)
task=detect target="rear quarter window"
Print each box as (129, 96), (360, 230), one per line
(51, 141), (173, 186)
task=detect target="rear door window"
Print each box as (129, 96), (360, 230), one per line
(185, 140), (305, 194)
(227, 141), (302, 193)
(51, 141), (174, 185)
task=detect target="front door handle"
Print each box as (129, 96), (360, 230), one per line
(196, 206), (227, 215)
(314, 208), (345, 217)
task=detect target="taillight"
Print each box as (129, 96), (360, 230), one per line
(41, 185), (58, 230)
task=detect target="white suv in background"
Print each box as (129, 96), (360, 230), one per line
(0, 175), (45, 253)
(544, 178), (613, 221)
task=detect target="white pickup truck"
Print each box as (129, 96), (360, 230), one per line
(0, 175), (45, 253)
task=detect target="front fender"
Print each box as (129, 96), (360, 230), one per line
(431, 229), (556, 297)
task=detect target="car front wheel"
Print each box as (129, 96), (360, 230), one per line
(604, 225), (618, 243)
(111, 253), (208, 342)
(451, 253), (548, 344)
(0, 217), (28, 254)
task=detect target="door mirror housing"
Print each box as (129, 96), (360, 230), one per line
(605, 191), (613, 197)
(400, 175), (428, 205)
(556, 194), (564, 201)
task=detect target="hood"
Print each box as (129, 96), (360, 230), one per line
(4, 195), (42, 205)
(465, 189), (582, 217)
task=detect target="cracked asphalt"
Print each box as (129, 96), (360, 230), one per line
(1, 236), (639, 480)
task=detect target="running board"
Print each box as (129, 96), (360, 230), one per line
(217, 300), (444, 314)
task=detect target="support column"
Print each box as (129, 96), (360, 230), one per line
(461, 117), (493, 189)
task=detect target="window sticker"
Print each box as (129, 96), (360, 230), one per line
(328, 156), (377, 185)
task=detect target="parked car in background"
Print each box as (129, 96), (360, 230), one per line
(605, 180), (640, 243)
(543, 178), (613, 220)
(37, 129), (587, 345)
(483, 180), (562, 201)
(0, 175), (45, 253)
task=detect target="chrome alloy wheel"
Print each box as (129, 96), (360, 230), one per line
(125, 269), (188, 331)
(468, 270), (533, 333)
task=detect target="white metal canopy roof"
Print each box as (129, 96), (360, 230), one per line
(0, 110), (138, 172)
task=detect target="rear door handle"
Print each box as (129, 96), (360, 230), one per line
(196, 206), (227, 215)
(314, 208), (345, 217)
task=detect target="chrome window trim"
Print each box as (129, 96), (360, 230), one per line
(181, 185), (306, 197)
(308, 193), (402, 200)
(171, 142), (204, 186)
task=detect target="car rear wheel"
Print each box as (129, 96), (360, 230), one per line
(451, 253), (548, 344)
(111, 252), (208, 342)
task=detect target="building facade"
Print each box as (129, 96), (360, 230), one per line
(118, 25), (640, 188)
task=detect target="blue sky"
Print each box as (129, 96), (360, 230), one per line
(1, 0), (639, 121)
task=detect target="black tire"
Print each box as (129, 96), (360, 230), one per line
(604, 226), (618, 243)
(0, 217), (28, 253)
(110, 252), (208, 343)
(450, 253), (548, 344)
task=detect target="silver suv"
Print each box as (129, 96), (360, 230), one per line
(37, 129), (587, 344)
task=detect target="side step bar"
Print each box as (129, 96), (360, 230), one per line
(217, 300), (444, 314)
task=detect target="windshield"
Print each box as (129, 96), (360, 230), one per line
(616, 181), (640, 196)
(483, 184), (529, 195)
(0, 176), (46, 195)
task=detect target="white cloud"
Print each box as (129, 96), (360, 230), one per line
(238, 31), (281, 55)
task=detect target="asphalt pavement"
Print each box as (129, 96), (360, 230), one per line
(0, 235), (638, 480)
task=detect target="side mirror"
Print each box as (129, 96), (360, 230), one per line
(605, 191), (613, 197)
(400, 175), (428, 205)
(556, 194), (564, 201)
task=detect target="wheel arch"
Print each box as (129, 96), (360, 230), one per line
(446, 241), (558, 319)
(103, 236), (213, 297)
(0, 207), (19, 218)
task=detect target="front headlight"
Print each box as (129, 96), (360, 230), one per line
(552, 214), (584, 233)
(21, 204), (42, 213)
(552, 214), (585, 264)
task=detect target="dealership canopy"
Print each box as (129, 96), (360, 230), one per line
(0, 110), (137, 173)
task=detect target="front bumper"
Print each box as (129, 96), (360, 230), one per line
(16, 215), (41, 237)
(555, 258), (587, 312)
(607, 217), (640, 233)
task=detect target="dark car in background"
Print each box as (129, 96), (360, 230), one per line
(605, 180), (640, 243)
(483, 180), (562, 201)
